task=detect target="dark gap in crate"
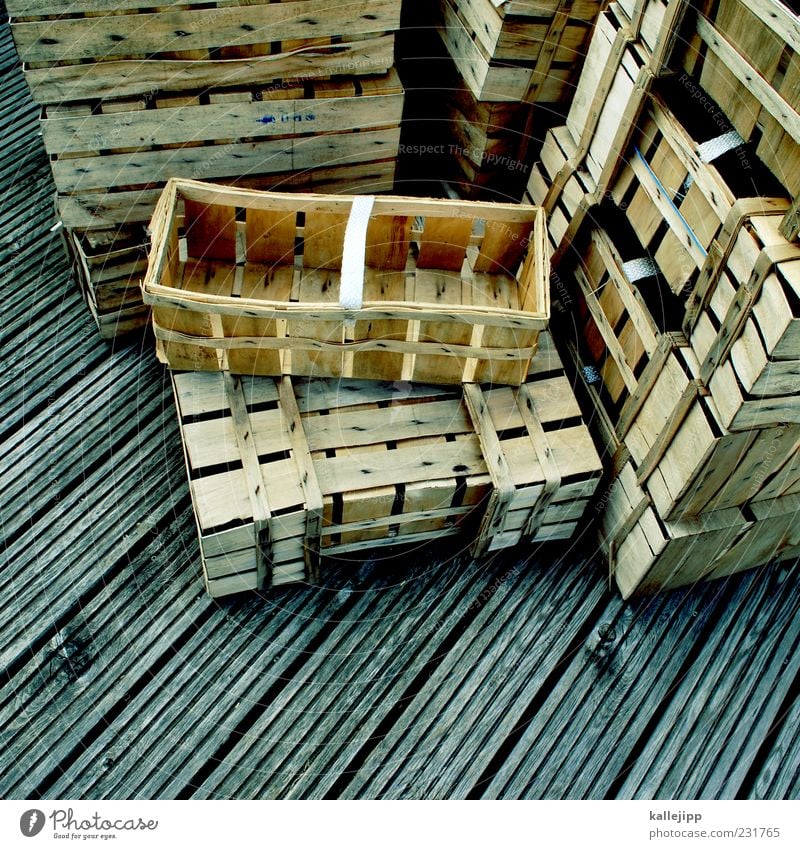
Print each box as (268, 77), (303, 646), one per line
(741, 503), (759, 524)
(444, 432), (457, 442)
(182, 408), (231, 425)
(235, 207), (246, 223)
(497, 426), (529, 441)
(656, 76), (788, 201)
(609, 303), (627, 336)
(391, 485), (405, 517)
(649, 220), (672, 255)
(451, 477), (467, 509)
(330, 493), (344, 546)
(704, 398), (725, 440)
(779, 267), (800, 318)
(246, 398), (280, 415)
(191, 460), (243, 480)
(386, 440), (398, 450)
(632, 354), (648, 383)
(598, 201), (684, 334)
(524, 368), (566, 384)
(542, 415), (585, 433)
(618, 177), (640, 213)
(255, 448), (291, 465)
(560, 469), (601, 487)
(202, 517), (250, 537)
(271, 502), (305, 518)
(777, 44), (792, 82)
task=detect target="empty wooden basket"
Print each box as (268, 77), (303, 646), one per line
(142, 178), (549, 386)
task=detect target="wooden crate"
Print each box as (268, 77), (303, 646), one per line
(524, 126), (594, 252)
(58, 161), (400, 234)
(619, 336), (800, 521)
(143, 179), (550, 386)
(677, 0), (800, 205)
(63, 225), (150, 340)
(8, 0), (399, 104)
(435, 0), (605, 103)
(600, 456), (800, 597)
(61, 159), (402, 339)
(437, 75), (536, 201)
(565, 217), (686, 425)
(534, 1), (690, 264)
(560, 218), (800, 519)
(172, 340), (603, 596)
(610, 86), (790, 296)
(48, 69), (404, 232)
(682, 201), (800, 427)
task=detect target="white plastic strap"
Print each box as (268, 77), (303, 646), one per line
(683, 130), (746, 192)
(696, 130), (745, 163)
(339, 195), (375, 311)
(622, 257), (659, 282)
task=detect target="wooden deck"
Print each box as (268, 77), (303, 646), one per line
(1, 19), (798, 800)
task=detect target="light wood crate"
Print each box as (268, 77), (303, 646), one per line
(172, 340), (602, 597)
(435, 0), (605, 103)
(49, 70), (403, 232)
(610, 89), (790, 296)
(8, 0), (399, 105)
(61, 159), (399, 339)
(677, 0), (800, 208)
(682, 200), (800, 427)
(561, 221), (800, 520)
(531, 1), (689, 265)
(60, 224), (150, 340)
(618, 340), (800, 521)
(143, 179), (550, 386)
(600, 455), (800, 597)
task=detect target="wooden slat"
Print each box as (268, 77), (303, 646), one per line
(416, 216), (473, 271)
(514, 383), (562, 538)
(11, 0), (400, 62)
(223, 372), (272, 590)
(463, 383), (516, 557)
(696, 14), (800, 145)
(279, 376), (323, 583)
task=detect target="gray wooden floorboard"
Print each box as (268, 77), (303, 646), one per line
(614, 561), (800, 799)
(0, 510), (202, 797)
(337, 551), (609, 799)
(190, 554), (503, 799)
(42, 573), (370, 799)
(746, 685), (800, 800)
(482, 577), (745, 798)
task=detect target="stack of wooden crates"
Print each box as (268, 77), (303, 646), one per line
(399, 0), (607, 200)
(8, 0), (405, 338)
(140, 178), (603, 596)
(526, 0), (800, 595)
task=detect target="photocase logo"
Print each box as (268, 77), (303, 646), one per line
(19, 810), (45, 837)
